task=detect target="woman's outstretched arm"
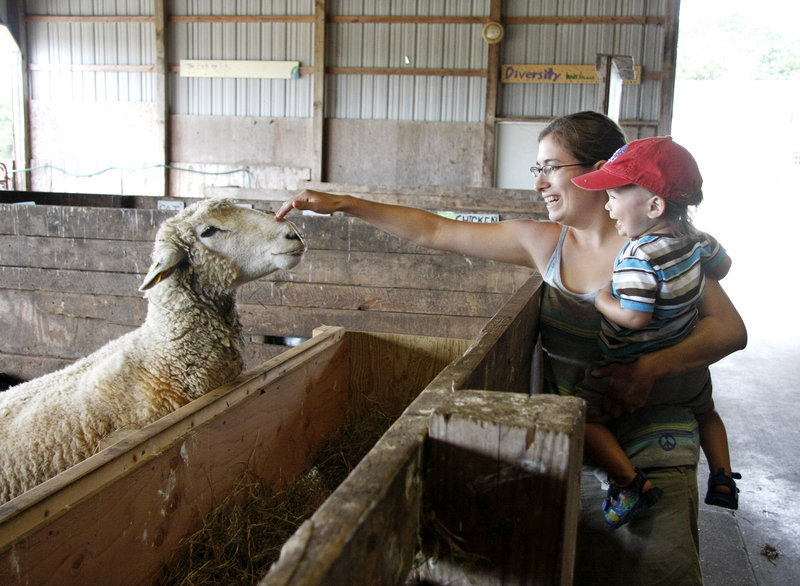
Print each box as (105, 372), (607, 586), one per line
(276, 189), (562, 270)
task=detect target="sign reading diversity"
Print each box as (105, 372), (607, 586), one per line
(501, 64), (641, 84)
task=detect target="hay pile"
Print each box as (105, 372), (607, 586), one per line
(160, 410), (395, 585)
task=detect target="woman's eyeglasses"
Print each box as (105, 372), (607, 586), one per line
(529, 162), (592, 178)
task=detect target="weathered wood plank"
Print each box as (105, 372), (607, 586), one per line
(301, 182), (547, 217)
(0, 234), (151, 273)
(0, 289), (139, 359)
(0, 289), (146, 326)
(0, 354), (71, 382)
(239, 304), (487, 341)
(0, 266), (142, 296)
(239, 280), (507, 317)
(289, 249), (533, 293)
(0, 236), (531, 293)
(0, 200), (527, 384)
(0, 203), (167, 240)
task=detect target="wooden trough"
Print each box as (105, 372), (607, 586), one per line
(0, 269), (583, 584)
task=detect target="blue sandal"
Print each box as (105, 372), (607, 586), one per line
(603, 467), (663, 530)
(704, 468), (741, 510)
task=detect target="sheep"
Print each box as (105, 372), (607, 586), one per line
(0, 198), (305, 504)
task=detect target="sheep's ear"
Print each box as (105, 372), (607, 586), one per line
(139, 249), (186, 291)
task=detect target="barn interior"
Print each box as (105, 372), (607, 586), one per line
(0, 1), (797, 585)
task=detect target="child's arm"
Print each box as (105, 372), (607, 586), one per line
(595, 284), (653, 330)
(706, 254), (731, 281)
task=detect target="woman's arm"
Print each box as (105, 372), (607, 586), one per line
(276, 189), (562, 270)
(595, 278), (747, 416)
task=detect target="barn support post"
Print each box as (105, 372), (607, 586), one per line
(311, 0), (326, 183)
(154, 0), (170, 196)
(480, 0), (502, 188)
(659, 0), (681, 135)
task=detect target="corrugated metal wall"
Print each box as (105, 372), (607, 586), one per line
(23, 0), (669, 123)
(326, 0), (489, 121)
(170, 0), (315, 117)
(26, 0), (155, 102)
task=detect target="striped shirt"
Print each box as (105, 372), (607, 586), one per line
(601, 232), (726, 359)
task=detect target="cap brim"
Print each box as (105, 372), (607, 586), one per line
(571, 168), (631, 191)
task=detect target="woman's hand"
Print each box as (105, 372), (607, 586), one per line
(275, 189), (345, 220)
(593, 357), (658, 417)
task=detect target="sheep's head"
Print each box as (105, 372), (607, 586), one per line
(140, 198), (306, 292)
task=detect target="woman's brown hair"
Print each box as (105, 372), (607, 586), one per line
(538, 111), (627, 164)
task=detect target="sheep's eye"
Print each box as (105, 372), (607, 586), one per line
(200, 225), (222, 238)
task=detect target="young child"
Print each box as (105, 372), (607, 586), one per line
(571, 136), (741, 529)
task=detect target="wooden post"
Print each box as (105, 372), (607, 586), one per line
(154, 0), (170, 196)
(311, 0), (326, 182)
(659, 0), (681, 135)
(480, 0), (502, 188)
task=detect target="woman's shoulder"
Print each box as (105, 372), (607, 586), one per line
(501, 218), (565, 266)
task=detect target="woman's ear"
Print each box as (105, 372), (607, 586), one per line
(648, 196), (666, 218)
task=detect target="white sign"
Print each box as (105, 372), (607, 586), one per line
(180, 60), (300, 79)
(438, 211), (500, 223)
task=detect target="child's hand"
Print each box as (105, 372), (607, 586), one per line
(594, 281), (613, 310)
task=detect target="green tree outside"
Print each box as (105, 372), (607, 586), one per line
(678, 13), (800, 81)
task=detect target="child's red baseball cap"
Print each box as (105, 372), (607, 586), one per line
(571, 136), (703, 205)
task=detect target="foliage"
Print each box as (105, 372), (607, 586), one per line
(678, 13), (800, 80)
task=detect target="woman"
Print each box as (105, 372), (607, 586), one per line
(275, 111), (746, 584)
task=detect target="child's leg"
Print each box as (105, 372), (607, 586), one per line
(697, 408), (733, 494)
(584, 422), (653, 491)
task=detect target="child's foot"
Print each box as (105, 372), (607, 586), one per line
(704, 468), (741, 510)
(603, 467), (663, 530)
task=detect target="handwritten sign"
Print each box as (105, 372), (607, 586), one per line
(501, 64), (640, 85)
(180, 60), (300, 79)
